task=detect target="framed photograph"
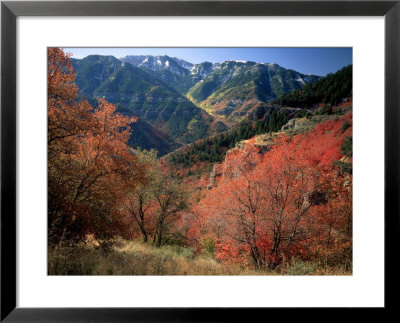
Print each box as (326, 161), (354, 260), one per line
(1, 0), (398, 321)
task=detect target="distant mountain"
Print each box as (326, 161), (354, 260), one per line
(121, 55), (215, 94)
(72, 55), (122, 98)
(190, 61), (215, 78)
(121, 55), (192, 75)
(186, 61), (319, 121)
(119, 57), (320, 111)
(72, 55), (218, 148)
(72, 54), (321, 155)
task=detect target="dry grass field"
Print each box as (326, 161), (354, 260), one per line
(48, 239), (351, 276)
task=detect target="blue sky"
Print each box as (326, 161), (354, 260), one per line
(63, 47), (352, 76)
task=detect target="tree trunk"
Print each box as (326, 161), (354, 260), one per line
(250, 246), (262, 269)
(142, 229), (148, 243)
(157, 229), (163, 247)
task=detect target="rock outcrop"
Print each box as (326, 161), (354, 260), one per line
(281, 117), (312, 131)
(207, 164), (223, 190)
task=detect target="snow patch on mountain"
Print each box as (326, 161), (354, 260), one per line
(121, 55), (192, 74)
(296, 77), (306, 85)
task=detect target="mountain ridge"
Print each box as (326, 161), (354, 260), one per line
(71, 54), (324, 155)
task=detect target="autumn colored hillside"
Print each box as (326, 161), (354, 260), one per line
(192, 112), (352, 269)
(48, 48), (352, 275)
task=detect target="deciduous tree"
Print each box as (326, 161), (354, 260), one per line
(48, 48), (140, 244)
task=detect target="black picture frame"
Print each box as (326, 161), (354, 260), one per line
(1, 0), (399, 321)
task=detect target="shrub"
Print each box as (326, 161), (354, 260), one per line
(201, 237), (216, 257)
(285, 258), (317, 275)
(319, 104), (333, 115)
(341, 136), (352, 158)
(341, 120), (350, 132)
(333, 160), (352, 174)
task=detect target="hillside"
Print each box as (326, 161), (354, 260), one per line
(72, 55), (123, 97)
(166, 102), (352, 185)
(273, 64), (352, 108)
(166, 64), (352, 177)
(128, 119), (181, 156)
(187, 61), (319, 121)
(71, 55), (349, 159)
(121, 55), (209, 94)
(72, 55), (219, 147)
(167, 105), (292, 167)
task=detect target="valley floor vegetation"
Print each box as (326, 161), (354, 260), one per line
(48, 48), (352, 275)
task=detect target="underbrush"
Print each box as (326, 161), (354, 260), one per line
(48, 240), (266, 275)
(48, 240), (351, 276)
(281, 258), (351, 276)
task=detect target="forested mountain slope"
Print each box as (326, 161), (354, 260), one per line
(72, 55), (218, 147)
(71, 55), (329, 155)
(273, 65), (352, 108)
(186, 61), (319, 121)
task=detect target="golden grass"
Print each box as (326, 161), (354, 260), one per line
(48, 239), (351, 276)
(48, 239), (267, 276)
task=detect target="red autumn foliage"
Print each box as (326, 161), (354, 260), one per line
(195, 114), (352, 269)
